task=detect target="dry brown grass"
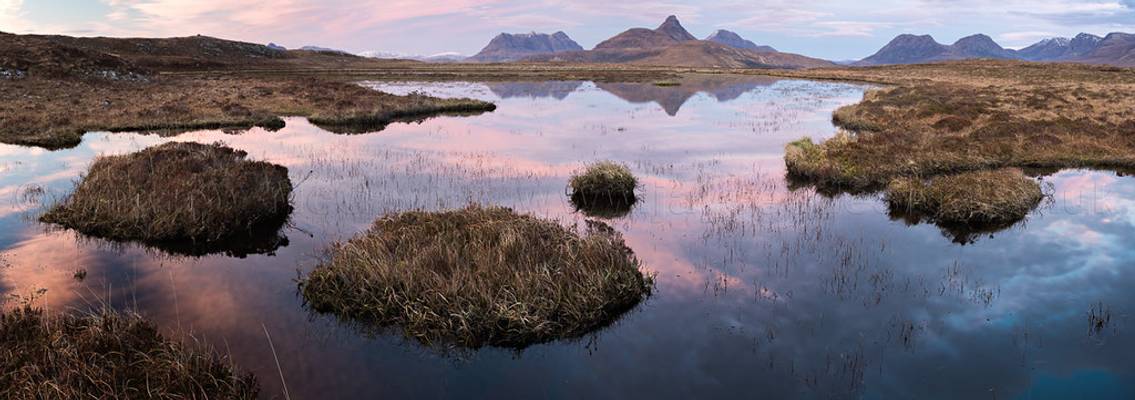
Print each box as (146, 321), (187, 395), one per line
(570, 161), (638, 199)
(308, 99), (497, 134)
(299, 205), (652, 348)
(774, 61), (1135, 227)
(0, 76), (495, 149)
(569, 161), (639, 218)
(775, 61), (1135, 192)
(198, 62), (685, 83)
(0, 307), (258, 399)
(41, 142), (292, 249)
(885, 168), (1044, 225)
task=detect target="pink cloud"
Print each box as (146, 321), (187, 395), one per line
(93, 0), (505, 47)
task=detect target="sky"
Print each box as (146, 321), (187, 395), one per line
(2, 0), (1134, 60)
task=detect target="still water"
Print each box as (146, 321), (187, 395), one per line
(1, 76), (1132, 399)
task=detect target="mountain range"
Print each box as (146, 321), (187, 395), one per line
(523, 16), (833, 69)
(328, 16), (1135, 68)
(5, 22), (1133, 76)
(858, 32), (1135, 66)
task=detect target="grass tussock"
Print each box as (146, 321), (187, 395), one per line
(0, 307), (258, 399)
(784, 135), (880, 191)
(885, 168), (1043, 225)
(570, 161), (638, 203)
(307, 93), (496, 134)
(300, 205), (653, 348)
(42, 142), (292, 247)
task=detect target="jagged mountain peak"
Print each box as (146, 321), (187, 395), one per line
(1041, 37), (1071, 46)
(656, 15), (697, 42)
(1074, 33), (1103, 43)
(594, 15), (696, 50)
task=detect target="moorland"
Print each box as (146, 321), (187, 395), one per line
(4, 26), (1135, 398)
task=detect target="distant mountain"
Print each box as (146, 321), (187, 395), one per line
(858, 32), (1134, 67)
(299, 46), (353, 56)
(1018, 33), (1102, 61)
(856, 34), (951, 65)
(1067, 33), (1105, 58)
(636, 40), (834, 68)
(705, 30), (776, 52)
(952, 34), (1016, 59)
(999, 32), (1132, 66)
(596, 15), (697, 49)
(530, 16), (833, 69)
(1017, 37), (1071, 61)
(415, 52), (467, 63)
(857, 34), (1017, 66)
(267, 42), (287, 51)
(656, 15), (698, 42)
(533, 40), (833, 69)
(468, 31), (582, 62)
(361, 51), (467, 63)
(594, 28), (678, 50)
(1077, 32), (1135, 66)
(358, 51), (406, 59)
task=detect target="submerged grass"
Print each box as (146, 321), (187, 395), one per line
(41, 142), (293, 247)
(885, 169), (1044, 225)
(0, 307), (258, 399)
(299, 205), (653, 348)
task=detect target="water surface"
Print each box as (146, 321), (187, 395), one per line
(1, 76), (1132, 399)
